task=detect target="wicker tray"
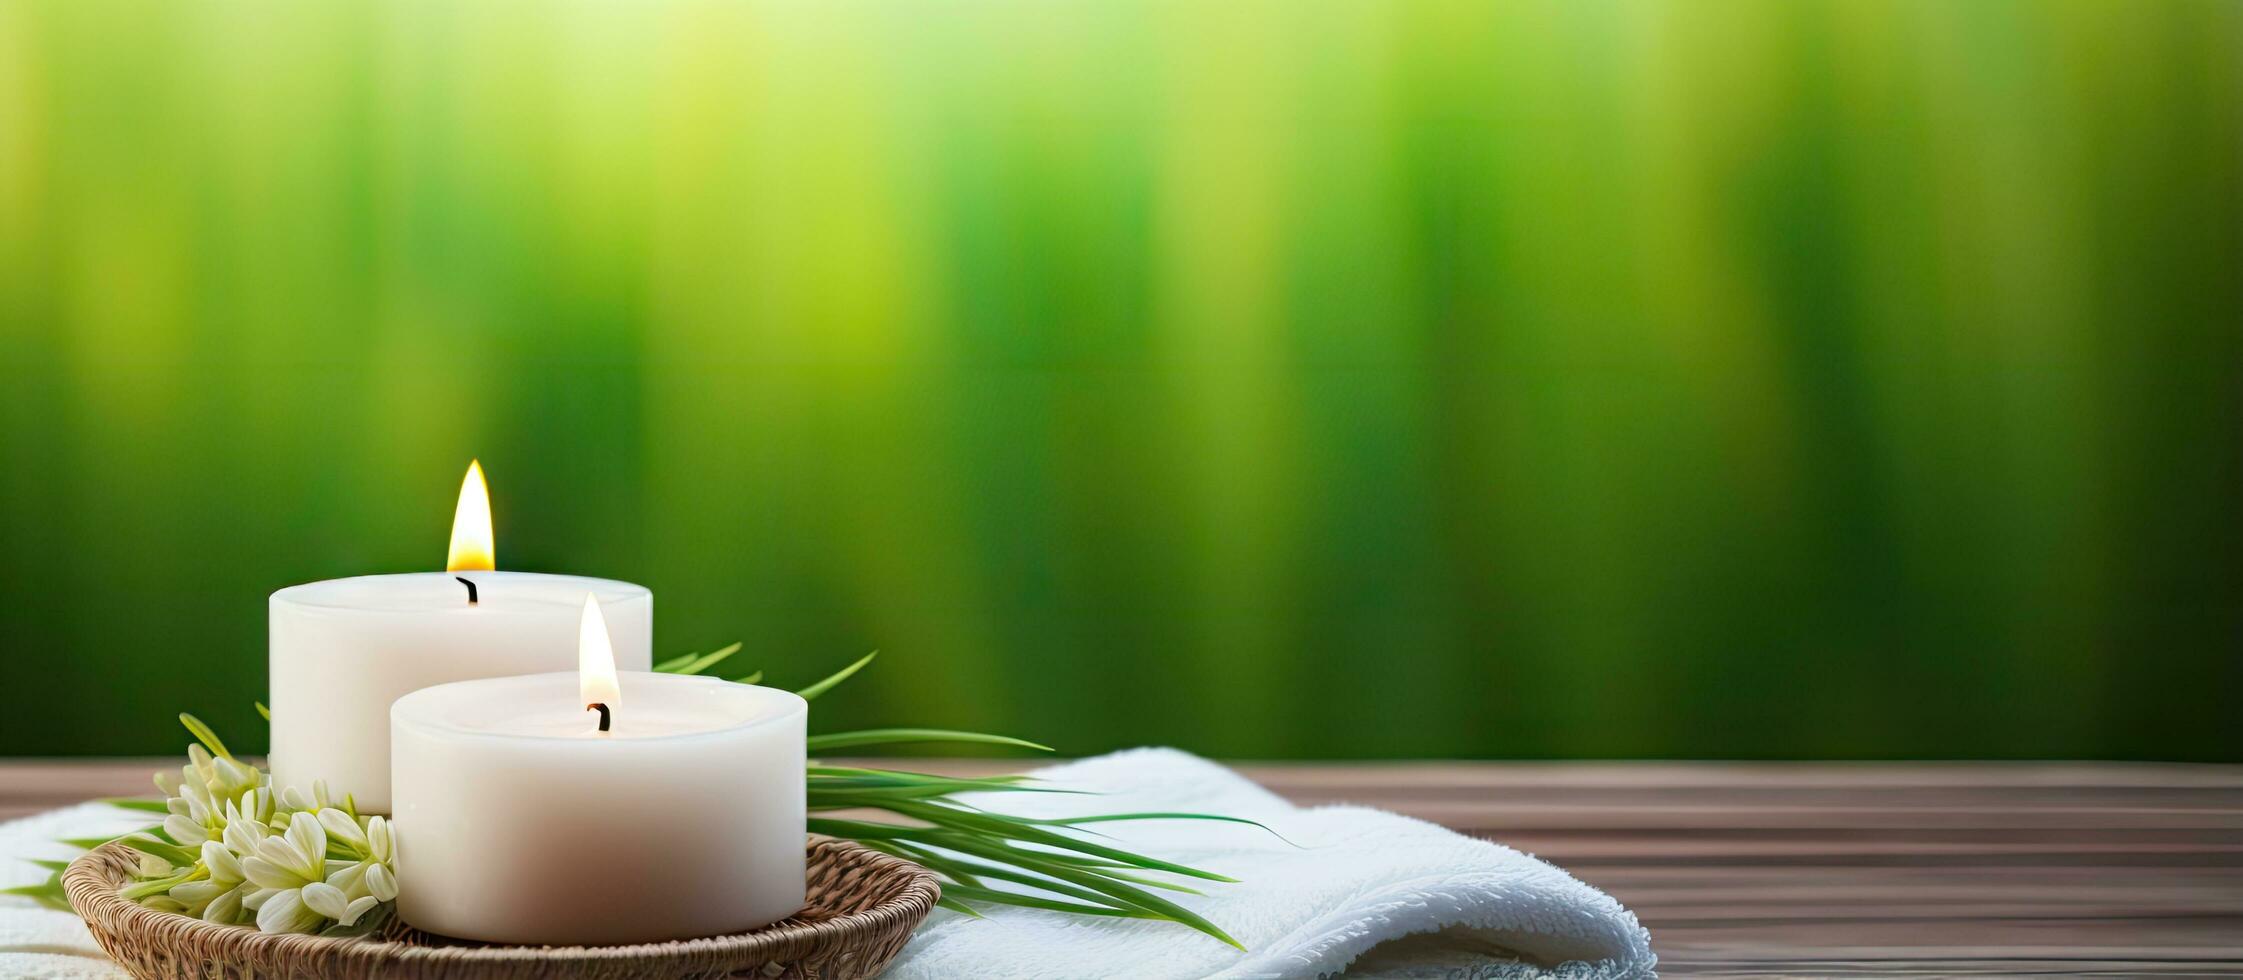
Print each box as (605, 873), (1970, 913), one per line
(65, 836), (940, 979)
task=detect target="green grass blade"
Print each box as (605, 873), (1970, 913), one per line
(178, 714), (231, 760)
(793, 650), (878, 701)
(807, 812), (1243, 947)
(807, 728), (1052, 753)
(856, 839), (987, 888)
(922, 833), (1241, 948)
(809, 765), (1037, 785)
(730, 671), (764, 685)
(939, 884), (1157, 919)
(894, 844), (1159, 907)
(116, 835), (198, 866)
(101, 798), (170, 814)
(807, 817), (921, 840)
(883, 801), (1235, 882)
(933, 896), (983, 918)
(670, 642), (745, 676)
(1, 880), (70, 911)
(1044, 812), (1300, 847)
(254, 702), (270, 721)
(652, 651), (698, 672)
(809, 779), (1080, 801)
(1072, 866), (1204, 895)
(120, 871), (197, 900)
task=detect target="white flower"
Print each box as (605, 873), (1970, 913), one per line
(279, 780), (332, 814)
(241, 812), (331, 934)
(230, 786), (275, 829)
(131, 730), (397, 935)
(316, 808), (366, 852)
(162, 813), (209, 846)
(367, 817), (391, 862)
(252, 887), (326, 935)
(161, 840), (247, 923)
(202, 840), (244, 883)
(221, 813), (265, 857)
(364, 862), (397, 902)
(244, 812), (326, 890)
(211, 756), (260, 798)
(301, 881), (379, 927)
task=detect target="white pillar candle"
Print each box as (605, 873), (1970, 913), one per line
(267, 461), (651, 813)
(390, 606), (806, 945)
(269, 572), (651, 813)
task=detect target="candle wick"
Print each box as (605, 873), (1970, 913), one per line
(588, 702), (611, 733)
(455, 576), (479, 605)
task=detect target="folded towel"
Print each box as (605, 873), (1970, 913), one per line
(884, 748), (1654, 979)
(0, 801), (143, 979)
(0, 751), (1653, 979)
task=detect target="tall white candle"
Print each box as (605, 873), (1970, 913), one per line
(391, 600), (806, 945)
(267, 461), (651, 813)
(269, 572), (651, 813)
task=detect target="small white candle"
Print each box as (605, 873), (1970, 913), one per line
(268, 462), (652, 813)
(391, 597), (806, 945)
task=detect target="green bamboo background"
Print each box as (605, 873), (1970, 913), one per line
(3, 0), (2239, 759)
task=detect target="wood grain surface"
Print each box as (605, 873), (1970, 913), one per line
(5, 759), (2238, 977)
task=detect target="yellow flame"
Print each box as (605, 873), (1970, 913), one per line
(579, 593), (621, 715)
(445, 460), (495, 572)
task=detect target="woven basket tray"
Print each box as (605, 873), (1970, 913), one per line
(65, 836), (939, 979)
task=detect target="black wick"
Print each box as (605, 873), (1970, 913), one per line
(455, 576), (479, 605)
(588, 702), (611, 732)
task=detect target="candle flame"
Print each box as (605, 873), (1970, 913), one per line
(446, 460), (495, 572)
(579, 593), (621, 715)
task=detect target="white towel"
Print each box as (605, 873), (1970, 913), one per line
(0, 750), (1653, 979)
(884, 749), (1654, 979)
(0, 801), (144, 979)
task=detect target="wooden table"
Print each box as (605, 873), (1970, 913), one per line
(6, 760), (2239, 976)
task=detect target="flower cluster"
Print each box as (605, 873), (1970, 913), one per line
(125, 741), (395, 935)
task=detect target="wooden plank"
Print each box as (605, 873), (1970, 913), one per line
(4, 759), (2241, 976)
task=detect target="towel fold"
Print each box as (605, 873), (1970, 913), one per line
(0, 801), (145, 979)
(884, 748), (1654, 979)
(0, 750), (1653, 979)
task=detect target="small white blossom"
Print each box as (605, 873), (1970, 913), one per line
(316, 808), (366, 851)
(122, 723), (397, 936)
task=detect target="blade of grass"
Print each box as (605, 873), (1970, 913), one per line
(921, 832), (1241, 948)
(808, 812), (1239, 946)
(60, 832), (142, 851)
(893, 842), (1185, 905)
(178, 714), (231, 760)
(808, 728), (1052, 753)
(1043, 812), (1300, 847)
(669, 642), (745, 676)
(808, 765), (1035, 783)
(116, 835), (198, 866)
(941, 883), (1163, 919)
(880, 801), (1236, 882)
(855, 839), (986, 888)
(794, 651), (877, 701)
(120, 870), (199, 900)
(100, 798), (169, 814)
(1, 880), (69, 911)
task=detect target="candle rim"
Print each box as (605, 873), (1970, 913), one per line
(273, 571), (652, 613)
(392, 671), (805, 745)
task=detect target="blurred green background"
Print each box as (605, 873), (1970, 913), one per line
(2, 0), (2239, 760)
